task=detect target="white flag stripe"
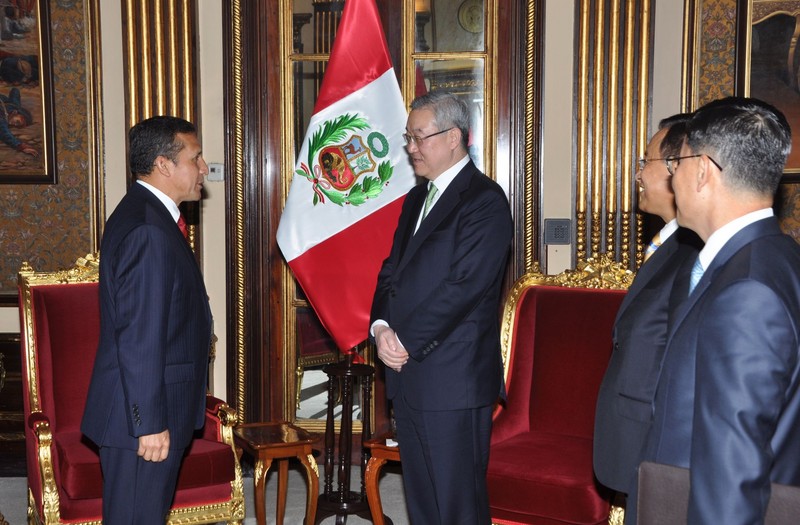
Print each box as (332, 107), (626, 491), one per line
(277, 70), (414, 262)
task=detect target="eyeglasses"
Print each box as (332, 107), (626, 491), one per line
(664, 154), (723, 176)
(402, 127), (453, 147)
(637, 157), (670, 172)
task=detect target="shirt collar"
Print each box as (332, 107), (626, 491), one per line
(659, 218), (679, 242)
(428, 154), (470, 196)
(137, 179), (181, 222)
(697, 208), (773, 270)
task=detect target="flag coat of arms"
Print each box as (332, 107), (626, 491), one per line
(276, 0), (416, 352)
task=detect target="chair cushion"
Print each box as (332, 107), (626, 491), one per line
(487, 431), (611, 525)
(56, 431), (235, 500)
(55, 432), (104, 500)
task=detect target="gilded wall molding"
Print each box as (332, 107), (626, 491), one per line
(523, 1), (540, 272)
(576, 0), (652, 269)
(122, 0), (201, 250)
(229, 0), (246, 421)
(123, 0), (197, 124)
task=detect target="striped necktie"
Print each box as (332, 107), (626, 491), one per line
(643, 232), (661, 262)
(421, 183), (438, 221)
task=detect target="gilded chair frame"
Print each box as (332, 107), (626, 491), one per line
(497, 254), (634, 525)
(18, 255), (245, 525)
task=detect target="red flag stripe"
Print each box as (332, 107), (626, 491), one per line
(313, 0), (393, 114)
(287, 197), (405, 350)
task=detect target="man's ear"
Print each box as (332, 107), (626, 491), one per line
(449, 128), (463, 150)
(155, 155), (172, 176)
(697, 154), (719, 192)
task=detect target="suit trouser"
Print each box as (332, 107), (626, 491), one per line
(393, 393), (493, 525)
(99, 445), (185, 524)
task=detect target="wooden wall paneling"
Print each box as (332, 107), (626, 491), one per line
(0, 333), (24, 476)
(224, 0), (279, 423)
(500, 1), (543, 277)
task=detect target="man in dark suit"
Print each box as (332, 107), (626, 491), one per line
(370, 91), (512, 524)
(593, 114), (701, 510)
(640, 97), (800, 524)
(82, 116), (211, 523)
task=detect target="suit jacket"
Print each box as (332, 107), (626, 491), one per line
(370, 160), (513, 411)
(594, 228), (701, 494)
(641, 217), (800, 524)
(82, 182), (212, 451)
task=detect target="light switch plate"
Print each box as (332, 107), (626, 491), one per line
(208, 163), (224, 182)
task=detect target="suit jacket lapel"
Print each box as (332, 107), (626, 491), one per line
(396, 183), (426, 263)
(133, 183), (207, 297)
(615, 233), (680, 322)
(667, 217), (781, 339)
(396, 162), (474, 274)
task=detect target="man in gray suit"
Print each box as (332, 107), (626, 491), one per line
(82, 116), (211, 523)
(594, 114), (701, 512)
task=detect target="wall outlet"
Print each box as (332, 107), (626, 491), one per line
(544, 218), (571, 245)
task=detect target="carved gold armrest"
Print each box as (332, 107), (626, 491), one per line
(608, 504), (625, 525)
(28, 412), (62, 524)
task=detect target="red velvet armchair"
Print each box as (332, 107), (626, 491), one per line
(18, 255), (245, 524)
(488, 257), (632, 525)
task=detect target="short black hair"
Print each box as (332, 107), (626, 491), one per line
(129, 116), (197, 177)
(686, 97), (791, 195)
(658, 113), (693, 158)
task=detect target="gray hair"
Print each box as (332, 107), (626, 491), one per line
(410, 91), (470, 150)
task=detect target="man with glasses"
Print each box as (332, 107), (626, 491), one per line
(593, 113), (701, 517)
(370, 91), (512, 524)
(640, 97), (800, 524)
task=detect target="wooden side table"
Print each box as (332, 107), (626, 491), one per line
(363, 432), (401, 525)
(234, 421), (321, 525)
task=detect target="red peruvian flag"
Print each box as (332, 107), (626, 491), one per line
(276, 0), (416, 353)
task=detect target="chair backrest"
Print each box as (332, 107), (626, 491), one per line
(18, 255), (100, 434)
(493, 256), (631, 443)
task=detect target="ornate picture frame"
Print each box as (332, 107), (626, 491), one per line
(736, 0), (800, 179)
(0, 0), (55, 184)
(683, 0), (800, 239)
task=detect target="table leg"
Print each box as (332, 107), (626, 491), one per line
(365, 456), (388, 525)
(277, 459), (289, 525)
(254, 458), (273, 525)
(299, 451), (319, 525)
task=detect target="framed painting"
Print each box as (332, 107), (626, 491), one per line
(0, 0), (55, 184)
(736, 0), (800, 179)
